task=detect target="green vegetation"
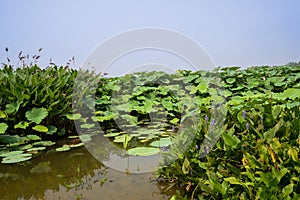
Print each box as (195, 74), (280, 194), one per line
(0, 62), (300, 199)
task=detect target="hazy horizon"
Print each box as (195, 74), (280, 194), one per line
(1, 1), (299, 74)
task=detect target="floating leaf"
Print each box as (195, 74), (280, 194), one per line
(0, 123), (8, 134)
(170, 118), (179, 124)
(0, 111), (6, 118)
(69, 143), (84, 148)
(0, 150), (24, 157)
(127, 147), (160, 156)
(66, 113), (81, 120)
(25, 135), (41, 141)
(46, 125), (57, 135)
(32, 141), (55, 146)
(197, 82), (208, 93)
(80, 123), (95, 129)
(26, 108), (48, 124)
(14, 121), (29, 129)
(104, 132), (122, 137)
(0, 135), (19, 144)
(5, 102), (19, 114)
(150, 137), (172, 147)
(1, 153), (32, 164)
(113, 135), (132, 143)
(226, 78), (236, 84)
(26, 147), (46, 152)
(32, 125), (48, 132)
(55, 145), (71, 152)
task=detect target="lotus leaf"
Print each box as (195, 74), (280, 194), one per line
(66, 113), (81, 120)
(1, 153), (32, 164)
(0, 150), (24, 157)
(5, 102), (19, 114)
(26, 147), (46, 152)
(14, 121), (29, 129)
(104, 132), (122, 137)
(0, 123), (8, 134)
(127, 147), (160, 156)
(46, 125), (57, 135)
(80, 123), (95, 129)
(32, 141), (55, 146)
(69, 143), (84, 148)
(55, 145), (71, 152)
(226, 78), (236, 84)
(32, 125), (48, 132)
(26, 107), (48, 124)
(0, 135), (20, 144)
(150, 137), (172, 147)
(0, 111), (6, 118)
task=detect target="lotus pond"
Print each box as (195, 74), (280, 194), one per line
(0, 136), (175, 199)
(1, 64), (300, 199)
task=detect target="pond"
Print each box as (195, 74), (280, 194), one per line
(0, 138), (176, 200)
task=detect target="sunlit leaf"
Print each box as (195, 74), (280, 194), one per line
(66, 113), (81, 120)
(0, 123), (8, 134)
(26, 107), (48, 124)
(14, 121), (30, 129)
(55, 145), (71, 152)
(127, 147), (160, 156)
(32, 125), (48, 132)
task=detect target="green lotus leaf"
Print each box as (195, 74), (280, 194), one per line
(120, 115), (137, 125)
(0, 150), (24, 157)
(32, 125), (48, 132)
(19, 144), (33, 150)
(1, 154), (32, 164)
(0, 123), (8, 134)
(25, 135), (41, 141)
(32, 141), (55, 146)
(162, 98), (173, 111)
(69, 143), (84, 148)
(14, 121), (30, 129)
(5, 102), (19, 114)
(104, 132), (122, 137)
(66, 113), (81, 120)
(226, 78), (236, 84)
(282, 88), (300, 100)
(55, 145), (71, 152)
(0, 135), (19, 144)
(46, 125), (57, 135)
(113, 135), (132, 143)
(197, 82), (208, 93)
(68, 135), (79, 139)
(0, 111), (6, 118)
(150, 137), (172, 147)
(26, 107), (48, 124)
(26, 147), (46, 152)
(127, 147), (160, 156)
(170, 118), (180, 124)
(80, 123), (95, 129)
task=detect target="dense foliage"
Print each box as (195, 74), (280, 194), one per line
(0, 64), (300, 199)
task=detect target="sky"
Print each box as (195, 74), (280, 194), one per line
(0, 1), (299, 75)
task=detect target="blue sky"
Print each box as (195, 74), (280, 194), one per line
(0, 1), (299, 73)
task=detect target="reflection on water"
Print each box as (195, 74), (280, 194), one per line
(0, 139), (175, 200)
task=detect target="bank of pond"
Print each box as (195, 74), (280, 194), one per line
(0, 64), (300, 199)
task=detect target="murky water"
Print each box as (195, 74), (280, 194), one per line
(0, 139), (175, 200)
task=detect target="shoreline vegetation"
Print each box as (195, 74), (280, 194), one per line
(0, 62), (300, 199)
